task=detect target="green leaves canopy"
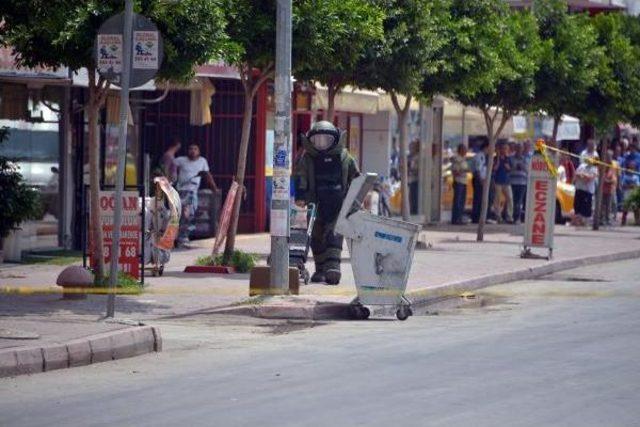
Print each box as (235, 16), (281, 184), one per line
(533, 0), (601, 123)
(293, 0), (385, 91)
(221, 0), (276, 72)
(580, 12), (640, 131)
(0, 0), (229, 82)
(425, 0), (510, 102)
(356, 0), (450, 98)
(455, 7), (544, 118)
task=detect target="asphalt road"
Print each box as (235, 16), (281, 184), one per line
(2, 259), (640, 427)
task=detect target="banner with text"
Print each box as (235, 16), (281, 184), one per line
(90, 191), (141, 279)
(523, 152), (557, 250)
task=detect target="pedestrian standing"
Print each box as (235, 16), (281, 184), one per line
(580, 139), (599, 163)
(408, 139), (420, 215)
(559, 153), (576, 184)
(471, 141), (489, 223)
(509, 143), (528, 224)
(451, 144), (469, 225)
(492, 143), (513, 223)
(572, 159), (599, 226)
(601, 150), (617, 226)
(614, 144), (625, 213)
(625, 139), (640, 171)
(161, 137), (181, 183)
(621, 160), (640, 226)
(175, 143), (217, 247)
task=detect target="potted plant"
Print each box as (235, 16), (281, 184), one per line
(0, 127), (41, 262)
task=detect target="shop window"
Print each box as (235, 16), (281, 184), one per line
(0, 83), (63, 249)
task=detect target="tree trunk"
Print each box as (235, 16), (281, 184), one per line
(326, 82), (338, 123)
(551, 116), (560, 149)
(391, 92), (412, 221)
(477, 109), (510, 242)
(223, 89), (254, 264)
(593, 137), (608, 231)
(88, 68), (105, 280)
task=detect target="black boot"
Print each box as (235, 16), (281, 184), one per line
(325, 269), (341, 285)
(310, 271), (326, 283)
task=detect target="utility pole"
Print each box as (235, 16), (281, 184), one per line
(270, 0), (293, 294)
(107, 0), (134, 317)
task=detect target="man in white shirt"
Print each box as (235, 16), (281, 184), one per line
(580, 139), (600, 163)
(573, 160), (599, 226)
(174, 143), (217, 246)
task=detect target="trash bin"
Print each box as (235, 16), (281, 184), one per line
(336, 173), (422, 320)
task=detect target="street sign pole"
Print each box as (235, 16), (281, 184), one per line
(270, 0), (292, 294)
(107, 0), (134, 317)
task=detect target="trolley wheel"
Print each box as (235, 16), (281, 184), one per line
(396, 306), (411, 321)
(159, 265), (164, 277)
(350, 305), (369, 320)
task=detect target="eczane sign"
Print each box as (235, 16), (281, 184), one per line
(523, 152), (557, 257)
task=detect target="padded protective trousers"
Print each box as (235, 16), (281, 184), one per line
(310, 218), (343, 274)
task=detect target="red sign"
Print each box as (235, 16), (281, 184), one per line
(91, 191), (141, 279)
(212, 182), (239, 256)
(524, 153), (556, 249)
(531, 180), (549, 246)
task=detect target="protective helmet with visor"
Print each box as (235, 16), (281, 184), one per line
(307, 121), (340, 152)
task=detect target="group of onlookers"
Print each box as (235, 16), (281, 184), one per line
(449, 139), (535, 225)
(568, 137), (640, 226)
(446, 135), (640, 227)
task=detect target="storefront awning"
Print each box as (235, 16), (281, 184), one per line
(0, 47), (70, 86)
(312, 85), (380, 115)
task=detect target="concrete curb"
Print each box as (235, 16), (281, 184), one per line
(407, 248), (640, 306)
(0, 325), (161, 378)
(215, 302), (353, 321)
(216, 248), (640, 320)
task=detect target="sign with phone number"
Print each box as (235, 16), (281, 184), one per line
(90, 191), (141, 279)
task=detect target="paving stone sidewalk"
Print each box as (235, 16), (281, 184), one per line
(2, 224), (640, 358)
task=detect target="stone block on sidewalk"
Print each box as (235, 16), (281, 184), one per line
(250, 266), (299, 296)
(56, 266), (94, 299)
(66, 339), (91, 367)
(127, 327), (156, 356)
(0, 350), (18, 377)
(14, 347), (44, 375)
(88, 334), (115, 363)
(42, 344), (69, 371)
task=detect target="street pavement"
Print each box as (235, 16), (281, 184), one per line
(1, 259), (639, 427)
(2, 224), (640, 348)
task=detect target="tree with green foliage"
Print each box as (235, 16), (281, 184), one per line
(619, 14), (640, 129)
(533, 0), (601, 146)
(577, 12), (640, 230)
(583, 12), (640, 131)
(219, 0), (276, 264)
(453, 6), (544, 241)
(0, 128), (41, 253)
(293, 0), (385, 120)
(356, 0), (450, 221)
(0, 0), (228, 279)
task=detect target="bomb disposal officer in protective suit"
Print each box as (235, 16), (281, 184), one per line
(295, 121), (360, 285)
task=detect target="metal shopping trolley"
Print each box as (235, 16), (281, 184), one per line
(288, 203), (317, 285)
(336, 173), (422, 320)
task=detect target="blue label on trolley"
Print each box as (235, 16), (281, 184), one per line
(374, 231), (402, 243)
